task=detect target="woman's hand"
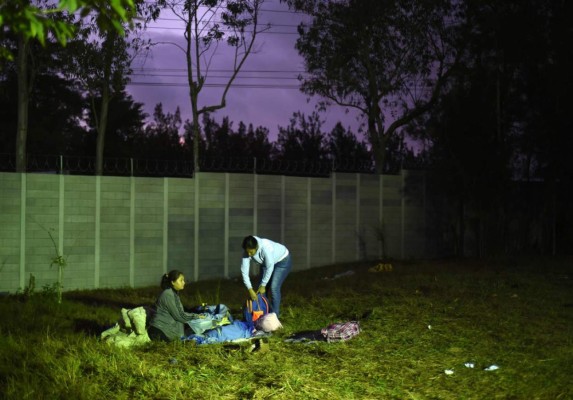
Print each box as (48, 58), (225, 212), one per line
(248, 288), (257, 301)
(257, 286), (266, 295)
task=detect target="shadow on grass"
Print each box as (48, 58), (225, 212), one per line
(73, 318), (112, 337)
(65, 292), (151, 311)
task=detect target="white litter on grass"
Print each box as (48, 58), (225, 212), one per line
(444, 369), (454, 375)
(333, 270), (355, 279)
(428, 325), (432, 330)
(464, 363), (475, 368)
(323, 270), (355, 280)
(484, 365), (499, 371)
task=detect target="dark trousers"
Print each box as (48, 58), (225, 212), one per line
(148, 325), (170, 342)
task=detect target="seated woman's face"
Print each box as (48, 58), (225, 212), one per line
(172, 275), (185, 291)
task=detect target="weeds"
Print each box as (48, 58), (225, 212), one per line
(46, 227), (67, 304)
(0, 256), (572, 399)
(34, 224), (68, 304)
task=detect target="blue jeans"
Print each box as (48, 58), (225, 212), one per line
(260, 254), (292, 317)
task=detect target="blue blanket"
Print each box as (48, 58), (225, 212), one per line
(184, 320), (252, 344)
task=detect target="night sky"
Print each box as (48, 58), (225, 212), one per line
(126, 1), (364, 142)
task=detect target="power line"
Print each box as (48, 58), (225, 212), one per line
(133, 68), (305, 73)
(130, 68), (307, 81)
(126, 81), (432, 92)
(154, 17), (303, 28)
(131, 73), (300, 80)
(145, 25), (299, 34)
(142, 1), (304, 15)
(127, 81), (300, 89)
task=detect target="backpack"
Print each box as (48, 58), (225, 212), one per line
(243, 293), (270, 327)
(321, 321), (360, 342)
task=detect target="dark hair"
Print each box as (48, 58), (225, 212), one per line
(242, 235), (258, 250)
(160, 270), (184, 290)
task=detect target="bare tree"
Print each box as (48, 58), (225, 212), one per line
(155, 0), (268, 171)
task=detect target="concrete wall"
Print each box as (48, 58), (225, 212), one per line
(0, 170), (425, 293)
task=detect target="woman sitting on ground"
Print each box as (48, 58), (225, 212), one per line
(148, 269), (200, 342)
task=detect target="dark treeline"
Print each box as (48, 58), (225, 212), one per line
(1, 0), (572, 257)
(410, 0), (573, 258)
(0, 62), (413, 175)
(0, 68), (410, 173)
(0, 81), (402, 172)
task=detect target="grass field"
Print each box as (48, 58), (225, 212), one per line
(0, 256), (572, 399)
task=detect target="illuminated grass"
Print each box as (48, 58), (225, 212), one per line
(0, 256), (571, 399)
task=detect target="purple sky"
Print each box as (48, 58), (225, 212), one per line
(126, 1), (365, 142)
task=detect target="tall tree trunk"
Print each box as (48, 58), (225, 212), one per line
(368, 117), (385, 174)
(95, 34), (115, 176)
(16, 36), (29, 173)
(191, 93), (200, 172)
(96, 87), (110, 176)
(458, 198), (465, 257)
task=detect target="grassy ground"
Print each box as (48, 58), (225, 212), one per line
(0, 256), (572, 400)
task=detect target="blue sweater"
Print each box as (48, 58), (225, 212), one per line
(241, 236), (289, 289)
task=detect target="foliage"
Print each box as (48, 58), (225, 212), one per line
(409, 0), (573, 257)
(503, 0), (573, 187)
(0, 0), (137, 61)
(46, 227), (67, 304)
(61, 0), (154, 175)
(0, 257), (571, 399)
(0, 47), (87, 156)
(90, 92), (148, 158)
(3, 0), (143, 172)
(0, 64), (147, 159)
(22, 273), (36, 299)
(285, 0), (461, 173)
(137, 103), (186, 160)
(326, 122), (371, 169)
(277, 111), (327, 162)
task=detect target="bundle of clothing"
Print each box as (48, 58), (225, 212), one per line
(284, 321), (361, 344)
(100, 301), (283, 347)
(183, 309), (282, 344)
(100, 306), (155, 348)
